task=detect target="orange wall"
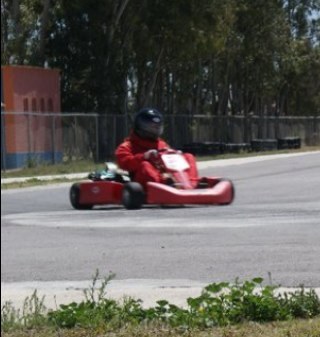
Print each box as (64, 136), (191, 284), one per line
(2, 65), (60, 112)
(1, 65), (61, 154)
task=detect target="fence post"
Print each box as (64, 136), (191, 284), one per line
(51, 114), (56, 164)
(313, 115), (319, 146)
(95, 114), (99, 162)
(113, 115), (116, 156)
(170, 114), (174, 147)
(74, 115), (78, 158)
(27, 113), (32, 160)
(124, 95), (129, 136)
(1, 110), (6, 171)
(250, 115), (254, 142)
(246, 115), (249, 142)
(275, 115), (279, 140)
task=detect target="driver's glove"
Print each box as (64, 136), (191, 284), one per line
(143, 149), (158, 160)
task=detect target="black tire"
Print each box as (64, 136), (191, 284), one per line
(122, 182), (145, 210)
(251, 139), (278, 152)
(70, 183), (93, 210)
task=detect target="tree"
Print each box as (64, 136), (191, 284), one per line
(2, 0), (319, 119)
(1, 0), (57, 66)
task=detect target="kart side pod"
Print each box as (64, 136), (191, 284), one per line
(146, 179), (234, 206)
(121, 179), (235, 210)
(70, 181), (124, 210)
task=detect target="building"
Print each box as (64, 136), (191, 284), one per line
(1, 65), (62, 169)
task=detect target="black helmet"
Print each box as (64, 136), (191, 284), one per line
(133, 108), (164, 140)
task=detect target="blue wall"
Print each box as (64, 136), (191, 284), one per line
(3, 152), (63, 170)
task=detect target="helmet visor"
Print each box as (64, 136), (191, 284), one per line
(139, 120), (163, 139)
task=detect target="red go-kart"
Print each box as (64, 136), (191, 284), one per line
(69, 149), (235, 210)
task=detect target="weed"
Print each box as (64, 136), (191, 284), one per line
(25, 155), (42, 169)
(1, 274), (320, 334)
(1, 301), (21, 331)
(83, 269), (115, 304)
(1, 291), (47, 332)
(21, 290), (47, 328)
(47, 276), (320, 331)
(281, 287), (320, 318)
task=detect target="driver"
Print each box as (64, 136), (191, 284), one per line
(115, 108), (198, 188)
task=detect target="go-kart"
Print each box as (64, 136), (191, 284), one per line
(69, 149), (235, 210)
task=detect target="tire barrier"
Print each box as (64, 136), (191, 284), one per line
(224, 143), (251, 153)
(182, 142), (224, 156)
(182, 137), (301, 156)
(251, 139), (278, 152)
(277, 137), (301, 150)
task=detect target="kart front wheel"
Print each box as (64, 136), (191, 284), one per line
(70, 183), (93, 210)
(122, 182), (145, 210)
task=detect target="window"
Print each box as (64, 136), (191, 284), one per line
(23, 98), (29, 112)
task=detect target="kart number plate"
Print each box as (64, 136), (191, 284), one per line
(162, 154), (190, 171)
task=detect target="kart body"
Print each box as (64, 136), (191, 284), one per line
(70, 150), (234, 210)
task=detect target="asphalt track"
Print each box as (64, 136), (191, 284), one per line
(1, 152), (320, 308)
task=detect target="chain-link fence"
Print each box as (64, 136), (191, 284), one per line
(171, 115), (320, 146)
(1, 112), (319, 170)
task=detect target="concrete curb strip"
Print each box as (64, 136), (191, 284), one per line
(2, 280), (320, 310)
(1, 173), (87, 185)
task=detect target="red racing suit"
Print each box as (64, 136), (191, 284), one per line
(115, 132), (198, 188)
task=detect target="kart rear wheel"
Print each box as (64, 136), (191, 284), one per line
(122, 182), (145, 210)
(70, 183), (93, 210)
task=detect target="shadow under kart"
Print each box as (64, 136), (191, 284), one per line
(70, 150), (235, 210)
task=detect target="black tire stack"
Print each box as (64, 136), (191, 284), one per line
(181, 137), (301, 156)
(277, 137), (301, 150)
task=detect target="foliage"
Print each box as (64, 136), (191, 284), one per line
(2, 275), (319, 334)
(1, 0), (319, 119)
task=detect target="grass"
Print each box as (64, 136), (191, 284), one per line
(2, 273), (320, 337)
(2, 318), (320, 337)
(1, 178), (85, 190)
(1, 159), (103, 179)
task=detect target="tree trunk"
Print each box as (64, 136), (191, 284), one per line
(38, 0), (51, 65)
